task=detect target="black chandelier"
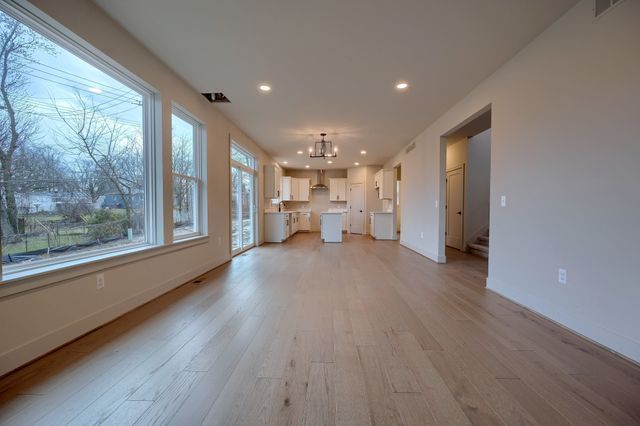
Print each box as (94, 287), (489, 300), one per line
(309, 133), (337, 159)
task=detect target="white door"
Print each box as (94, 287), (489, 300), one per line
(446, 165), (464, 250)
(349, 183), (365, 234)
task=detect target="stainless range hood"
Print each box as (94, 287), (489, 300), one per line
(311, 169), (328, 190)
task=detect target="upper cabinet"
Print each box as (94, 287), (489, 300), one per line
(264, 165), (282, 199)
(329, 178), (347, 201)
(280, 176), (310, 201)
(374, 169), (394, 200)
(298, 178), (310, 202)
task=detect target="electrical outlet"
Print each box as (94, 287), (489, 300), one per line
(96, 273), (105, 289)
(420, 232), (424, 239)
(558, 268), (567, 285)
(434, 200), (438, 208)
(500, 195), (507, 207)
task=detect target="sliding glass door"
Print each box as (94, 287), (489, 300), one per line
(231, 144), (257, 255)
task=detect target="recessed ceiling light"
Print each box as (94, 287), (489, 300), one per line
(282, 161), (288, 164)
(396, 82), (409, 90)
(297, 150), (303, 155)
(305, 165), (310, 168)
(327, 160), (333, 164)
(88, 87), (103, 94)
(354, 162), (360, 166)
(258, 84), (271, 92)
(360, 150), (367, 155)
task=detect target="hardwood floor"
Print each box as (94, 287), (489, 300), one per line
(1, 233), (639, 425)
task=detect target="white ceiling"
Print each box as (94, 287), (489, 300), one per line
(93, 0), (577, 169)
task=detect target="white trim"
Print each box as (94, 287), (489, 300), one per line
(399, 240), (446, 263)
(487, 276), (640, 364)
(0, 236), (208, 299)
(170, 104), (206, 240)
(0, 255), (227, 376)
(0, 0), (163, 285)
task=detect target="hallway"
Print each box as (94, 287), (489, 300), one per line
(1, 233), (638, 424)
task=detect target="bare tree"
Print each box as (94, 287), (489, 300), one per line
(54, 92), (143, 228)
(171, 132), (193, 222)
(0, 13), (53, 235)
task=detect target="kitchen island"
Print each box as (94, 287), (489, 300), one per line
(320, 211), (343, 243)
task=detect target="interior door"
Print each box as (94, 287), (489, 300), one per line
(349, 183), (365, 234)
(446, 165), (464, 249)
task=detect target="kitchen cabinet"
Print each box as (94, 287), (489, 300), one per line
(320, 212), (342, 243)
(298, 178), (310, 202)
(341, 212), (348, 231)
(281, 176), (292, 201)
(329, 178), (347, 201)
(369, 212), (394, 239)
(299, 212), (311, 231)
(265, 212), (290, 242)
(374, 169), (394, 200)
(280, 177), (311, 201)
(264, 165), (282, 199)
(291, 212), (299, 234)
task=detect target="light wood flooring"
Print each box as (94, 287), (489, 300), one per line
(1, 233), (639, 425)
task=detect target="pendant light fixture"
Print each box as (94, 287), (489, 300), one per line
(309, 133), (337, 159)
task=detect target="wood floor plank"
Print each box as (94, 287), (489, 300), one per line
(1, 234), (638, 425)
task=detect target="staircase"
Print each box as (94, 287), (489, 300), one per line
(468, 232), (489, 258)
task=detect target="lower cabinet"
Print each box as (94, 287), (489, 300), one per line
(299, 212), (311, 231)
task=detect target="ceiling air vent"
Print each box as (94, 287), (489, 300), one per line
(405, 142), (416, 154)
(595, 0), (624, 17)
(202, 92), (231, 103)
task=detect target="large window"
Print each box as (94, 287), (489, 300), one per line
(231, 143), (256, 254)
(172, 107), (203, 239)
(0, 5), (155, 275)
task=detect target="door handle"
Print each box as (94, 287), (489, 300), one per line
(457, 211), (462, 215)
(359, 210), (363, 213)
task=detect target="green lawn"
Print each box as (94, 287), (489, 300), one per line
(2, 233), (88, 255)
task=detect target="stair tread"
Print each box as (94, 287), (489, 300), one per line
(468, 243), (489, 253)
(478, 235), (489, 243)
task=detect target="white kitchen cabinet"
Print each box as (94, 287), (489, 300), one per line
(291, 178), (300, 201)
(320, 212), (342, 243)
(341, 212), (348, 231)
(265, 212), (290, 242)
(280, 176), (292, 201)
(291, 212), (299, 234)
(369, 212), (394, 239)
(299, 212), (311, 231)
(264, 165), (282, 199)
(298, 178), (310, 201)
(374, 169), (394, 200)
(280, 177), (310, 201)
(329, 178), (347, 201)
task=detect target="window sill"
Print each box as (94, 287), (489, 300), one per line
(0, 236), (209, 299)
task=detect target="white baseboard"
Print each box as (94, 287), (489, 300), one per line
(399, 240), (446, 263)
(0, 256), (230, 376)
(487, 276), (640, 365)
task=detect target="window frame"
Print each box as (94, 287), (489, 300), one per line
(0, 1), (163, 282)
(171, 104), (206, 241)
(230, 141), (258, 255)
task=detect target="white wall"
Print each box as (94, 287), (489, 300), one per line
(386, 0), (640, 362)
(0, 0), (275, 375)
(465, 129), (491, 245)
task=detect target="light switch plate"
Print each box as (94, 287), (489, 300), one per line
(500, 195), (507, 207)
(558, 268), (567, 285)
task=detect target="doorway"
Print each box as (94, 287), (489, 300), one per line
(441, 105), (492, 263)
(231, 143), (257, 255)
(349, 183), (365, 234)
(394, 164), (402, 240)
(445, 165), (464, 250)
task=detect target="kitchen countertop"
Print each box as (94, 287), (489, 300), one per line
(264, 210), (311, 214)
(370, 211), (393, 214)
(320, 211), (343, 215)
